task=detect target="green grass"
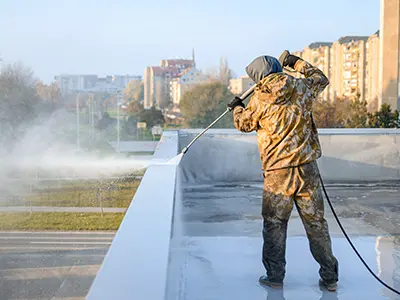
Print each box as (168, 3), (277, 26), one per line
(0, 212), (124, 230)
(23, 180), (140, 208)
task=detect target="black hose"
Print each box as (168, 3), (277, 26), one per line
(319, 175), (400, 296)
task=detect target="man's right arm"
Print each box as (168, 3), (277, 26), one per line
(293, 59), (329, 97)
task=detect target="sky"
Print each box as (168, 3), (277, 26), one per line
(0, 0), (380, 83)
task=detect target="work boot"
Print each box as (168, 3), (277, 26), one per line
(319, 279), (337, 292)
(259, 275), (283, 288)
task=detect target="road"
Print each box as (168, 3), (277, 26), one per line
(0, 231), (115, 300)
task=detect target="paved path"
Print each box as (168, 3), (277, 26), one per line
(0, 206), (126, 213)
(0, 231), (116, 300)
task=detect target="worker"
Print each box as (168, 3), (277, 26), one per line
(227, 51), (339, 292)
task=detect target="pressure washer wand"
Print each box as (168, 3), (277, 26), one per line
(181, 84), (257, 154)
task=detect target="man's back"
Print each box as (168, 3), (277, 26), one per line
(231, 53), (338, 291)
(233, 59), (329, 171)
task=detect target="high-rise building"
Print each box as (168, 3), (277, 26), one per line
(110, 75), (141, 89)
(54, 74), (141, 98)
(54, 74), (98, 97)
(144, 66), (180, 109)
(379, 0), (400, 110)
(329, 36), (368, 102)
(144, 53), (195, 109)
(302, 42), (332, 102)
(283, 0), (399, 112)
(366, 31), (380, 111)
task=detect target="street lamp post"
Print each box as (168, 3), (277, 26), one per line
(117, 91), (121, 153)
(88, 93), (95, 141)
(76, 93), (80, 151)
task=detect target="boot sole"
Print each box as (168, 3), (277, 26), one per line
(258, 280), (283, 289)
(319, 279), (337, 292)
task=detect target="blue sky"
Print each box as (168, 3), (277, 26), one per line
(0, 0), (380, 82)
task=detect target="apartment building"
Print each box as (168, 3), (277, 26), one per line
(54, 75), (98, 97)
(329, 36), (368, 103)
(111, 75), (141, 89)
(366, 31), (380, 111)
(170, 68), (211, 105)
(379, 0), (400, 110)
(160, 59), (194, 73)
(144, 66), (180, 109)
(302, 42), (332, 101)
(54, 74), (141, 97)
(144, 56), (195, 109)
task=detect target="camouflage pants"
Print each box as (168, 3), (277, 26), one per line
(262, 161), (338, 283)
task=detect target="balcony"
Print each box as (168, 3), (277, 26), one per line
(86, 129), (400, 300)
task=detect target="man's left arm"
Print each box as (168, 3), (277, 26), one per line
(280, 50), (329, 97)
(232, 95), (262, 133)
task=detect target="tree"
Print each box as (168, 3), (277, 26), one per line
(124, 115), (138, 135)
(125, 100), (164, 129)
(35, 81), (61, 103)
(96, 112), (116, 130)
(345, 99), (368, 128)
(126, 100), (144, 117)
(139, 107), (164, 128)
(368, 97), (379, 112)
(123, 80), (143, 103)
(312, 100), (336, 128)
(0, 63), (41, 149)
(312, 96), (369, 128)
(333, 97), (351, 128)
(180, 82), (235, 128)
(219, 57), (232, 85)
(367, 104), (400, 128)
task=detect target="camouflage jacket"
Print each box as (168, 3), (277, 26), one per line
(233, 59), (329, 171)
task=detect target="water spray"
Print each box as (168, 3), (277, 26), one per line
(181, 84), (257, 155)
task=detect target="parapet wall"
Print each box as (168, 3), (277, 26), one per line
(86, 128), (400, 300)
(179, 128), (400, 184)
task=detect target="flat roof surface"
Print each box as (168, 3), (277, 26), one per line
(166, 183), (400, 300)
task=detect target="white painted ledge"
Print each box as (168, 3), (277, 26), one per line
(86, 131), (179, 300)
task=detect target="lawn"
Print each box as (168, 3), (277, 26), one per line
(26, 179), (140, 208)
(0, 178), (141, 208)
(0, 212), (124, 230)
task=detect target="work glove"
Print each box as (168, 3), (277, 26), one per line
(227, 96), (245, 111)
(279, 50), (300, 69)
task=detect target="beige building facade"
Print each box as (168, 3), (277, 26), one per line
(329, 36), (368, 103)
(144, 66), (179, 109)
(287, 0), (400, 112)
(144, 58), (194, 109)
(379, 0), (400, 110)
(366, 31), (380, 111)
(170, 68), (211, 105)
(302, 43), (332, 102)
(228, 76), (254, 95)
